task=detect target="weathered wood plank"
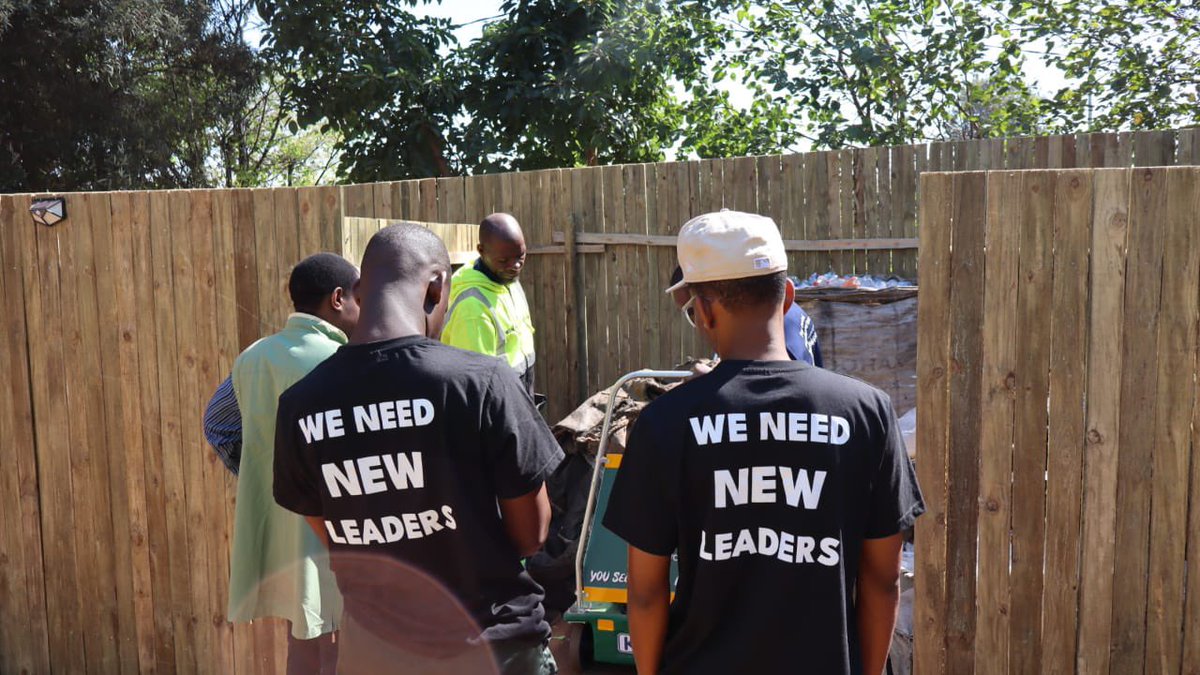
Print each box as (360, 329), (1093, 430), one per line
(944, 171), (987, 675)
(1143, 167), (1198, 675)
(973, 171), (1021, 675)
(1110, 167), (1168, 674)
(913, 172), (955, 675)
(1041, 170), (1092, 675)
(1008, 171), (1055, 675)
(1075, 169), (1130, 675)
(0, 194), (52, 674)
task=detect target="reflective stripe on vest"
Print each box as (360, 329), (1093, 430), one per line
(444, 287), (507, 356)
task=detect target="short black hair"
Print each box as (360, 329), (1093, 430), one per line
(670, 265), (684, 287)
(361, 223), (451, 284)
(288, 253), (358, 313)
(691, 271), (789, 310)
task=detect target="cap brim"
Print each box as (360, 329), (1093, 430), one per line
(664, 279), (688, 294)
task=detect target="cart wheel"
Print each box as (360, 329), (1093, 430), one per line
(551, 622), (589, 675)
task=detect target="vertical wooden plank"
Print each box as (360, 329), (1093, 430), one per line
(1075, 169), (1131, 675)
(891, 145), (917, 280)
(343, 183), (374, 218)
(65, 192), (122, 673)
(319, 185), (342, 254)
(373, 180), (394, 218)
(232, 190), (260, 350)
(806, 152), (831, 275)
(835, 149), (853, 274)
(1185, 196), (1200, 675)
(944, 171), (986, 675)
(561, 169), (586, 405)
(150, 190), (197, 674)
(728, 156), (757, 212)
(1143, 168), (1198, 675)
(1134, 130), (1175, 167)
(24, 191), (89, 674)
(438, 176), (466, 224)
(274, 187), (302, 317)
(129, 191), (177, 674)
(297, 186), (322, 258)
(1041, 170), (1093, 675)
(1008, 171), (1056, 675)
(974, 172), (1021, 675)
(251, 189), (280, 335)
(1177, 128), (1200, 165)
(576, 167), (605, 394)
(847, 148), (866, 275)
(777, 154), (804, 283)
(0, 194), (52, 675)
(419, 178), (438, 222)
(874, 147), (893, 275)
(1109, 168), (1168, 674)
(601, 165), (624, 386)
(172, 191), (216, 672)
(211, 188), (240, 675)
(643, 164), (664, 371)
(913, 172), (955, 675)
(669, 161), (694, 361)
(621, 165), (646, 374)
(98, 192), (147, 675)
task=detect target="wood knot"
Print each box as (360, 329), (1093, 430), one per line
(1087, 429), (1103, 445)
(122, 331), (133, 343)
(985, 498), (1000, 512)
(1004, 372), (1017, 391)
(931, 366), (945, 379)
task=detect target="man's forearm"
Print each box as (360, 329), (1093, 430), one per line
(628, 591), (669, 674)
(305, 516), (329, 547)
(856, 579), (900, 675)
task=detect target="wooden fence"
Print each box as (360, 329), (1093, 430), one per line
(1, 128), (1199, 674)
(914, 167), (1200, 675)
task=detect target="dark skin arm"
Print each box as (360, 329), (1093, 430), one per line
(498, 483), (552, 557)
(627, 545), (671, 675)
(857, 533), (905, 675)
(305, 516), (329, 547)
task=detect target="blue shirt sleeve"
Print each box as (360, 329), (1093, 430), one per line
(203, 375), (242, 475)
(784, 304), (821, 366)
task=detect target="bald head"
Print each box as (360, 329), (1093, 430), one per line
(352, 223), (453, 343)
(361, 222), (451, 286)
(477, 213), (527, 283)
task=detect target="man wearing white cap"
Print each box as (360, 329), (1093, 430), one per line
(603, 211), (924, 675)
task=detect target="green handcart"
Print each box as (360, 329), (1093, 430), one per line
(561, 369), (691, 670)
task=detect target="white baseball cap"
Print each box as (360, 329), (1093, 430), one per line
(664, 210), (788, 293)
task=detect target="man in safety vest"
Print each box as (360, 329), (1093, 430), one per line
(441, 212), (537, 395)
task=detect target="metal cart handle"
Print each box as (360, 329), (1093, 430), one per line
(573, 369), (693, 605)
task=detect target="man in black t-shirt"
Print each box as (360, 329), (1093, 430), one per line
(604, 211), (924, 675)
(273, 223), (563, 675)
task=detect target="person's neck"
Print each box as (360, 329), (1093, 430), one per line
(348, 294), (426, 345)
(715, 320), (792, 362)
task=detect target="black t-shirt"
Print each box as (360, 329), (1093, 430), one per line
(603, 360), (924, 675)
(273, 336), (564, 650)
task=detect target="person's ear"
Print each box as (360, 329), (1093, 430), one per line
(330, 287), (346, 311)
(425, 270), (447, 313)
(477, 243), (485, 257)
(694, 293), (717, 330)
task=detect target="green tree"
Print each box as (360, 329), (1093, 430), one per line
(255, 0), (460, 181)
(458, 0), (740, 172)
(720, 0), (1036, 148)
(0, 0), (261, 191)
(1010, 0), (1199, 131)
